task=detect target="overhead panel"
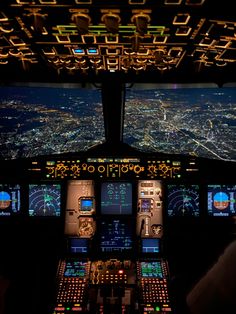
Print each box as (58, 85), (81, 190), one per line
(0, 0), (235, 79)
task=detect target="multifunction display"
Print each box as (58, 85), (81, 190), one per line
(101, 182), (132, 215)
(167, 184), (200, 217)
(64, 260), (87, 278)
(208, 185), (236, 216)
(0, 183), (21, 216)
(100, 219), (133, 252)
(28, 184), (61, 216)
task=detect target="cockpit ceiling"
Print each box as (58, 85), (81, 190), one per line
(1, 0), (236, 83)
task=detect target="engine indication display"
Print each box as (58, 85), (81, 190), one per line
(167, 185), (200, 217)
(28, 184), (61, 216)
(101, 182), (132, 215)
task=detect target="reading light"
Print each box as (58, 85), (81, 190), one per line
(71, 13), (91, 35)
(101, 13), (121, 34)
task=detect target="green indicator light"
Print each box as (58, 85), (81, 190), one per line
(66, 307), (71, 310)
(155, 306), (161, 311)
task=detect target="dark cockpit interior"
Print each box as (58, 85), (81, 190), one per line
(0, 1), (236, 314)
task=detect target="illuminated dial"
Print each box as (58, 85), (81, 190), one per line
(78, 217), (95, 237)
(29, 184), (61, 216)
(167, 185), (200, 217)
(151, 224), (163, 236)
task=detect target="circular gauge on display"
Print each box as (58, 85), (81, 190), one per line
(167, 185), (200, 217)
(213, 192), (229, 210)
(0, 191), (11, 210)
(29, 184), (61, 216)
(207, 185), (236, 216)
(0, 184), (21, 216)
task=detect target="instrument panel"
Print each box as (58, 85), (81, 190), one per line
(1, 153), (235, 314)
(0, 183), (21, 217)
(167, 184), (200, 217)
(28, 183), (61, 217)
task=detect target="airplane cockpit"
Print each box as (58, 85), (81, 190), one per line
(0, 1), (236, 314)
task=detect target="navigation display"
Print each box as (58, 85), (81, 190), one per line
(28, 183), (61, 216)
(100, 219), (133, 252)
(101, 182), (132, 215)
(0, 184), (21, 217)
(208, 185), (236, 216)
(167, 184), (200, 217)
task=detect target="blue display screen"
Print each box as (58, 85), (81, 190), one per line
(100, 219), (133, 252)
(28, 184), (61, 216)
(80, 198), (94, 212)
(0, 183), (21, 216)
(69, 238), (88, 254)
(167, 184), (200, 217)
(208, 185), (236, 216)
(142, 238), (160, 253)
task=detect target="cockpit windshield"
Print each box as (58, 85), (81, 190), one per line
(123, 83), (236, 162)
(0, 83), (105, 159)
